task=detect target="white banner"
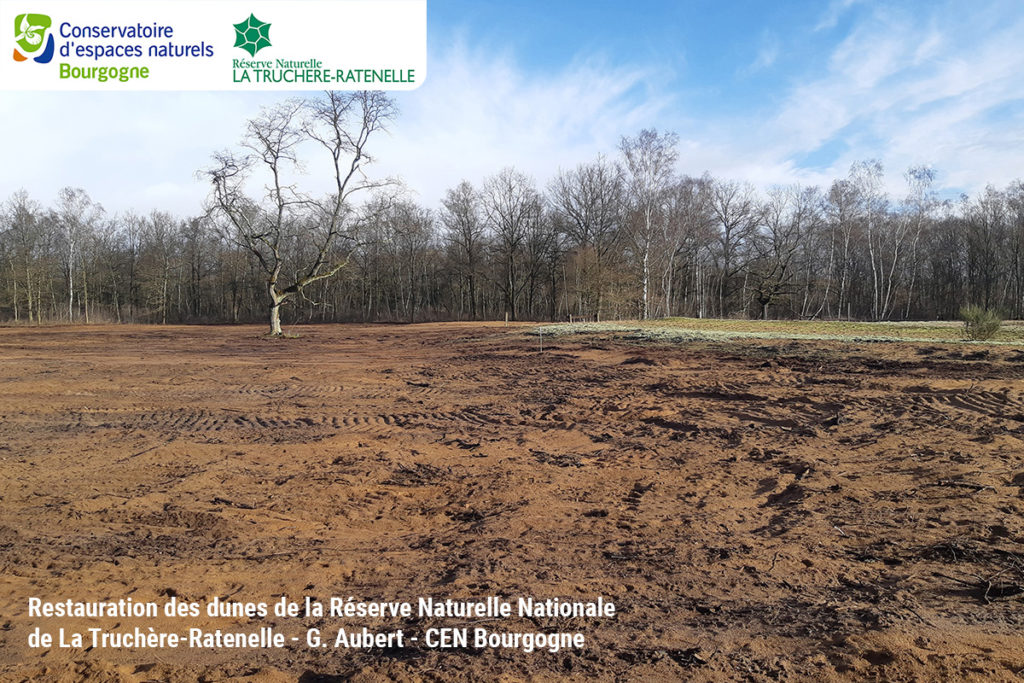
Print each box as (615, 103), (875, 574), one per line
(0, 0), (426, 90)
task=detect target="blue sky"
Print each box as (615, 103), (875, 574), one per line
(2, 0), (1024, 214)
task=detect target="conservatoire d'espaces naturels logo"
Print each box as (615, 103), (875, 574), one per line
(233, 13), (271, 57)
(13, 12), (55, 63)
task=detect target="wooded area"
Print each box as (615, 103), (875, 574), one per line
(1, 93), (1022, 328)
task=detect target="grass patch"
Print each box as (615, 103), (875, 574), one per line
(532, 318), (1024, 345)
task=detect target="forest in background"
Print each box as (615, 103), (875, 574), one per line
(1, 98), (1022, 327)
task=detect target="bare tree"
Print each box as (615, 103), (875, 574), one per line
(849, 160), (889, 319)
(54, 187), (103, 322)
(440, 181), (485, 319)
(660, 175), (713, 317)
(749, 185), (823, 319)
(139, 211), (179, 324)
(482, 168), (542, 321)
(1, 191), (43, 322)
(1007, 182), (1024, 318)
(548, 155), (624, 320)
(964, 186), (1009, 310)
(11, 125), (1024, 327)
(205, 91), (396, 336)
(619, 129), (678, 319)
(822, 178), (859, 318)
(521, 206), (560, 319)
(900, 166), (937, 318)
(384, 198), (434, 323)
(708, 180), (760, 316)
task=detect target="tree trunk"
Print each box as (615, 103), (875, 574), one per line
(83, 266), (90, 324)
(642, 241), (650, 319)
(10, 265), (18, 322)
(67, 261), (74, 322)
(269, 300), (283, 336)
(26, 265), (34, 323)
(268, 279), (285, 336)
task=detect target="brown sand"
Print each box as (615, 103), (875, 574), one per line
(1, 323), (1023, 682)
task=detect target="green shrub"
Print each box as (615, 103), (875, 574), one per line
(960, 305), (1002, 341)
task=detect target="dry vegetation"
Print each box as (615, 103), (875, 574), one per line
(1, 323), (1024, 681)
(537, 317), (1024, 344)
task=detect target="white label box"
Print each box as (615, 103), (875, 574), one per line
(0, 0), (426, 90)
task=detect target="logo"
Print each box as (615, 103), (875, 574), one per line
(13, 13), (54, 63)
(233, 13), (271, 57)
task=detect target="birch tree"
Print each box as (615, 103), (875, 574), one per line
(619, 129), (678, 319)
(54, 187), (103, 322)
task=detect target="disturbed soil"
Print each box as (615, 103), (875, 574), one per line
(1, 323), (1024, 682)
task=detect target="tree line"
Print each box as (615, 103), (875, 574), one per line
(1, 93), (1022, 329)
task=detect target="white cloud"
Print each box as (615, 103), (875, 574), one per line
(747, 32), (780, 73)
(0, 91), (278, 216)
(1, 2), (1022, 216)
(0, 43), (674, 214)
(374, 41), (673, 203)
(743, 3), (1024, 197)
(814, 0), (863, 32)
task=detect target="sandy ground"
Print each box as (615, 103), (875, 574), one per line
(1, 323), (1023, 682)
